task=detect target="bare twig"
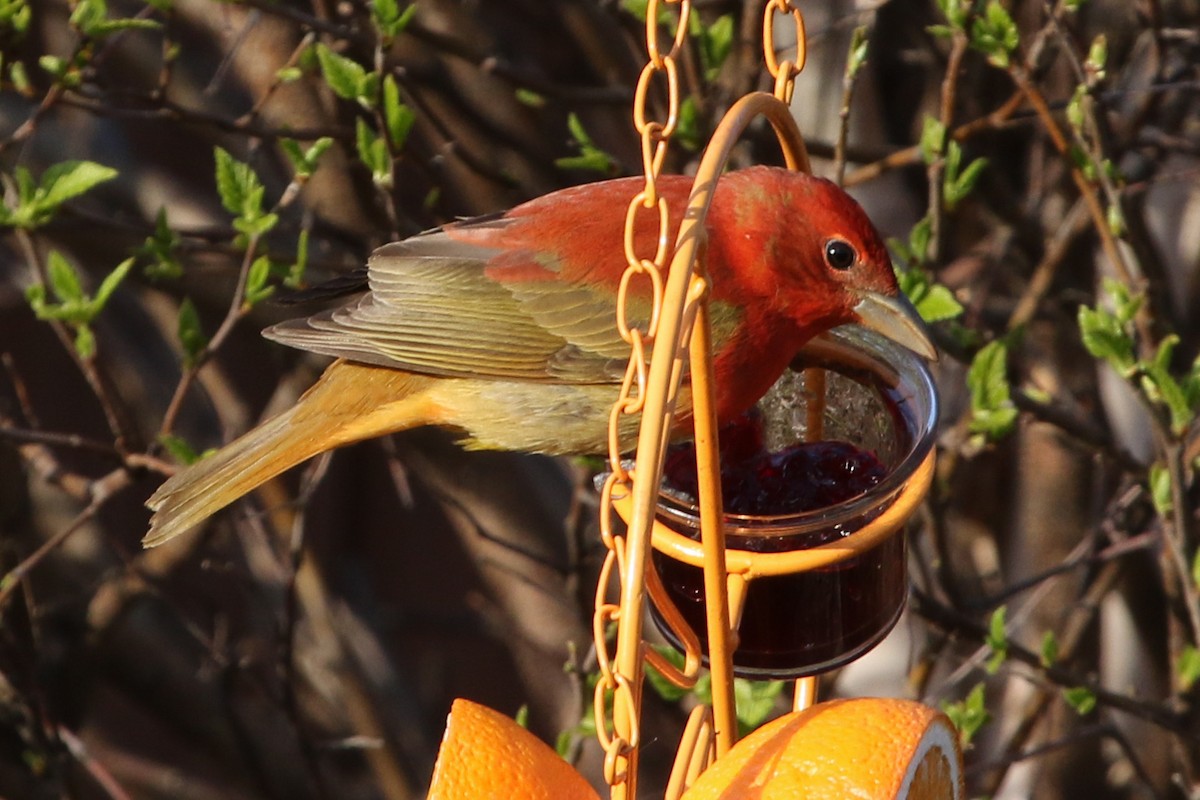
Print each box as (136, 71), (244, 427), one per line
(0, 468), (133, 610)
(915, 588), (1195, 739)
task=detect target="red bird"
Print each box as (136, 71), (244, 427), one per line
(145, 166), (934, 546)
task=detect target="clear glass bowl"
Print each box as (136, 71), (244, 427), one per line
(650, 325), (939, 679)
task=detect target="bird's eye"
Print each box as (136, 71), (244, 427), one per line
(824, 239), (857, 271)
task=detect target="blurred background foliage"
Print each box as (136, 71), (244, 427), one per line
(1, 0), (1199, 797)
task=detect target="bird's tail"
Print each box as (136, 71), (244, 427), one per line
(144, 361), (441, 547)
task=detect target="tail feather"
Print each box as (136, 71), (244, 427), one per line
(144, 361), (439, 547)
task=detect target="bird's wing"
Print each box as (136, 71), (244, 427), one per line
(263, 224), (635, 383)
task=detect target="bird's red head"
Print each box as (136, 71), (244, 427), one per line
(707, 167), (935, 362)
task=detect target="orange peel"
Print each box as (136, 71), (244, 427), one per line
(680, 698), (963, 800)
(427, 698), (600, 800)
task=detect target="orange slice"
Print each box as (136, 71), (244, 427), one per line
(427, 698), (600, 800)
(680, 698), (963, 800)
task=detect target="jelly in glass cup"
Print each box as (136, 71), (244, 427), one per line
(650, 326), (938, 679)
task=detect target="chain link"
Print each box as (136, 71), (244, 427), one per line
(763, 0), (805, 103)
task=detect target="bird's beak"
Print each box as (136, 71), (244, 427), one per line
(852, 290), (939, 361)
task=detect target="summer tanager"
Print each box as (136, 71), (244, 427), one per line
(144, 166), (935, 547)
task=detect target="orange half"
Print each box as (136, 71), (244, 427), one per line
(680, 697), (963, 800)
(427, 698), (600, 800)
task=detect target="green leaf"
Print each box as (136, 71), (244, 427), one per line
(280, 139), (306, 174)
(14, 165), (35, 206)
(970, 1), (1020, 69)
(280, 137), (333, 179)
(733, 679), (785, 735)
(382, 75), (416, 149)
(1105, 278), (1142, 324)
(1084, 34), (1107, 80)
(554, 152), (614, 173)
(1063, 686), (1096, 715)
(214, 146), (255, 216)
(1192, 548), (1200, 592)
(69, 0), (105, 33)
(23, 284), (47, 317)
(1184, 358), (1200, 424)
(74, 324), (96, 359)
(1149, 462), (1173, 517)
(355, 118), (393, 187)
(514, 87), (546, 107)
(159, 433), (215, 465)
(304, 137), (334, 167)
(513, 705), (529, 729)
(40, 160), (119, 212)
(215, 147), (277, 237)
(1078, 304), (1136, 376)
(1143, 334), (1185, 414)
(10, 60), (31, 94)
(4, 161), (118, 229)
(1040, 631), (1059, 668)
(985, 605), (1008, 674)
(315, 43), (373, 106)
(140, 208), (183, 280)
(243, 255), (276, 308)
(0, 0), (31, 35)
(896, 266), (964, 324)
(554, 703), (599, 760)
(285, 228), (310, 289)
(941, 683), (989, 748)
(555, 113), (616, 175)
(968, 341), (1018, 440)
(1068, 144), (1093, 178)
(622, 0), (665, 24)
(888, 217), (930, 270)
(908, 216), (932, 266)
(1066, 84), (1088, 131)
(920, 115), (946, 164)
(47, 250), (85, 303)
(371, 0), (399, 36)
(675, 95), (701, 152)
(1106, 202), (1126, 238)
(917, 284), (964, 322)
(1178, 645), (1200, 691)
(176, 297), (208, 365)
(29, 252), (132, 333)
(1141, 360), (1194, 436)
(935, 0), (970, 29)
(1152, 334), (1178, 376)
(945, 151), (988, 210)
(70, 0), (159, 37)
(234, 208), (278, 238)
(93, 257), (133, 311)
(845, 25), (869, 80)
(371, 0), (415, 41)
(423, 185), (441, 211)
(697, 14), (734, 80)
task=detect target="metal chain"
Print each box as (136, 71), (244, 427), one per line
(594, 1), (808, 794)
(764, 0), (805, 104)
(595, 0), (691, 790)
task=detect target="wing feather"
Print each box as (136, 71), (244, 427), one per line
(264, 227), (631, 382)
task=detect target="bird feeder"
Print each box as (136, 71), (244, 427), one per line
(428, 2), (963, 798)
(590, 2), (956, 798)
